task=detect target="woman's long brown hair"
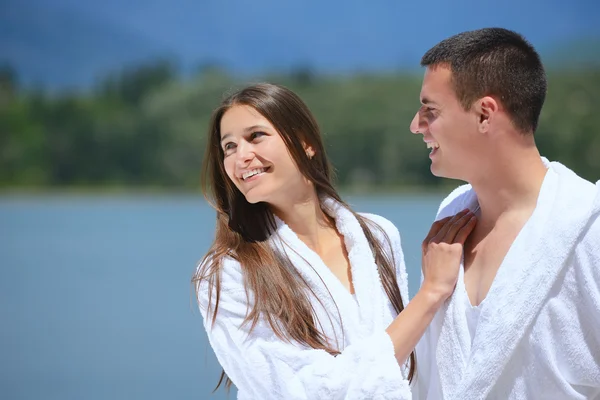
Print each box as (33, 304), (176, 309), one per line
(192, 83), (416, 390)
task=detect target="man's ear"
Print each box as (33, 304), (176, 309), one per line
(476, 96), (499, 133)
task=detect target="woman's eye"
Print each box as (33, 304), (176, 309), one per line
(223, 143), (236, 152)
(250, 131), (265, 141)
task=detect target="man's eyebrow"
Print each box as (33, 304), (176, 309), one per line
(421, 97), (438, 106)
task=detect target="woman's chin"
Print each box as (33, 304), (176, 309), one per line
(243, 190), (267, 205)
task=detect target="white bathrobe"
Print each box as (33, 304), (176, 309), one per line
(197, 199), (412, 399)
(413, 160), (600, 400)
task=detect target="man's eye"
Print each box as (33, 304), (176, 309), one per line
(424, 107), (437, 117)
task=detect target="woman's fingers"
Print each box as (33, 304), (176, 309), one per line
(420, 209), (478, 300)
(451, 215), (477, 245)
(422, 215), (452, 252)
(430, 209), (470, 244)
(441, 211), (477, 243)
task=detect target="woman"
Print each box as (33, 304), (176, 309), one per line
(193, 83), (475, 399)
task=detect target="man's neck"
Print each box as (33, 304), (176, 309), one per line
(470, 147), (548, 227)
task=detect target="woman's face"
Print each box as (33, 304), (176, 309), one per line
(220, 104), (312, 205)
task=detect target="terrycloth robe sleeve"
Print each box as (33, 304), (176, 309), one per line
(197, 257), (411, 400)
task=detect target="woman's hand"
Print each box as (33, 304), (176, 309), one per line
(384, 209), (477, 363)
(421, 209), (477, 302)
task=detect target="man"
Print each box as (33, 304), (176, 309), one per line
(410, 28), (600, 399)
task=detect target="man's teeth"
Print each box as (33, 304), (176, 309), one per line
(426, 142), (440, 149)
(242, 168), (267, 180)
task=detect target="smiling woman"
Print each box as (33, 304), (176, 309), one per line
(219, 104), (306, 205)
(191, 83), (475, 399)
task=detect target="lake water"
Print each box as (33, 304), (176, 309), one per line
(0, 194), (444, 399)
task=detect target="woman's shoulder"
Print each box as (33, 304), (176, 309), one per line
(357, 212), (401, 243)
(195, 253), (246, 295)
(357, 212), (409, 300)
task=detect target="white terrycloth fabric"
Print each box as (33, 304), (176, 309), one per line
(197, 198), (412, 399)
(413, 159), (600, 400)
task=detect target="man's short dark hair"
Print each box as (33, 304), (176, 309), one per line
(421, 28), (547, 133)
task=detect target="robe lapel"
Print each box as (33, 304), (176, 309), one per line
(435, 191), (481, 394)
(323, 199), (388, 333)
(271, 198), (388, 345)
(272, 218), (360, 345)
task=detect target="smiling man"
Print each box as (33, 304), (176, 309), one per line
(410, 28), (600, 399)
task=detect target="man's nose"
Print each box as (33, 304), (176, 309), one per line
(410, 112), (423, 134)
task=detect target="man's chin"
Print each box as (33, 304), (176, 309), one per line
(430, 164), (453, 179)
(430, 164), (444, 177)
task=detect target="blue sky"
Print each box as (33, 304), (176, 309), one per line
(2, 0), (599, 88)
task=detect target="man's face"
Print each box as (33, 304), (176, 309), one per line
(410, 65), (480, 180)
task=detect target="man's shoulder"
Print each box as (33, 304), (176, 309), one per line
(580, 212), (600, 252)
(570, 177), (600, 281)
(437, 183), (474, 220)
(567, 171), (600, 246)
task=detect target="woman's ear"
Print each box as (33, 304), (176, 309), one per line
(305, 145), (315, 159)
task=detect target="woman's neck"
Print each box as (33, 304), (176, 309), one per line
(271, 190), (335, 253)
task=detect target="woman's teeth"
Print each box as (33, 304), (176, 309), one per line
(242, 168), (267, 180)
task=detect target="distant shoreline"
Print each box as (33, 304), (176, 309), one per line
(0, 185), (455, 198)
